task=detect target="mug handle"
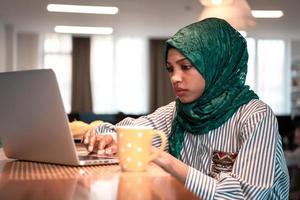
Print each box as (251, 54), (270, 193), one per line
(149, 130), (167, 161)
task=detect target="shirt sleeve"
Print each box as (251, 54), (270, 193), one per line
(94, 101), (176, 145)
(185, 105), (287, 199)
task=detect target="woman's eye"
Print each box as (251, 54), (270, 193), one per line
(166, 66), (173, 73)
(181, 64), (192, 70)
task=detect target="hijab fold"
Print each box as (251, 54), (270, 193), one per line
(166, 18), (259, 159)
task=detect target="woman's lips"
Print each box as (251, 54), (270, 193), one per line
(175, 88), (187, 97)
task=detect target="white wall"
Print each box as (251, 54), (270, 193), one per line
(0, 23), (40, 72)
(16, 32), (40, 70)
(292, 40), (300, 62)
(5, 25), (16, 71)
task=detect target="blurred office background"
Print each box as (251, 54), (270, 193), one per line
(0, 0), (300, 131)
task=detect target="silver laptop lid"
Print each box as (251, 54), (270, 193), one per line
(0, 69), (80, 165)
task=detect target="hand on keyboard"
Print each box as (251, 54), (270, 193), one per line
(82, 129), (117, 155)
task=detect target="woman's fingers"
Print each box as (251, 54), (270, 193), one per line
(83, 129), (93, 145)
(82, 129), (97, 152)
(99, 135), (113, 149)
(88, 135), (97, 152)
(96, 136), (106, 154)
(82, 130), (116, 154)
(103, 142), (118, 155)
(96, 135), (116, 155)
(108, 144), (118, 154)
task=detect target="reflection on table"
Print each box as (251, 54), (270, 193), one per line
(0, 150), (199, 200)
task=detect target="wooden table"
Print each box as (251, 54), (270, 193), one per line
(0, 149), (199, 200)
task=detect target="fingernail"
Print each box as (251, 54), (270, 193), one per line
(88, 146), (93, 152)
(98, 150), (105, 154)
(105, 148), (112, 154)
(84, 138), (89, 144)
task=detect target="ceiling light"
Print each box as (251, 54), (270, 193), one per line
(47, 4), (118, 15)
(54, 26), (113, 35)
(251, 10), (283, 18)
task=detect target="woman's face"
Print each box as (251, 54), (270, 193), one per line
(166, 48), (205, 103)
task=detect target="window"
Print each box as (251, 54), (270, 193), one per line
(43, 34), (72, 113)
(91, 36), (148, 114)
(246, 38), (290, 115)
(114, 37), (148, 114)
(90, 36), (114, 113)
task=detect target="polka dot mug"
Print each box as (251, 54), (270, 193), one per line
(116, 126), (167, 172)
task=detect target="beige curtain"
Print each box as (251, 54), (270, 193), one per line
(149, 39), (175, 112)
(71, 37), (93, 113)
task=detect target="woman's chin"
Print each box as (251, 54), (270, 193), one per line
(178, 97), (193, 104)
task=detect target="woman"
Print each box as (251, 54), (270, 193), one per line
(84, 18), (289, 199)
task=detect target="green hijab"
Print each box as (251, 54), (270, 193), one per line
(166, 18), (259, 159)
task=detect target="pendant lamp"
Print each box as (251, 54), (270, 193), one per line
(199, 0), (256, 30)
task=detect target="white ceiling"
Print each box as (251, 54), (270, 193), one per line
(0, 0), (299, 39)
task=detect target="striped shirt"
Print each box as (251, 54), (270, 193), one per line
(96, 99), (290, 199)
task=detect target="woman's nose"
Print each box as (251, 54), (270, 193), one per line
(170, 71), (182, 84)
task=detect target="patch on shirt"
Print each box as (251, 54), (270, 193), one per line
(209, 151), (238, 179)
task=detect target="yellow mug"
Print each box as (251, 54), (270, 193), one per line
(116, 126), (167, 172)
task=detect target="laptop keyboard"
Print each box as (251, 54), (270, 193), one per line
(76, 144), (117, 160)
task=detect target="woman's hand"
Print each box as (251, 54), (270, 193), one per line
(82, 129), (117, 155)
(152, 148), (189, 184)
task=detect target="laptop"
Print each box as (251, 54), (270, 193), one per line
(0, 69), (119, 166)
